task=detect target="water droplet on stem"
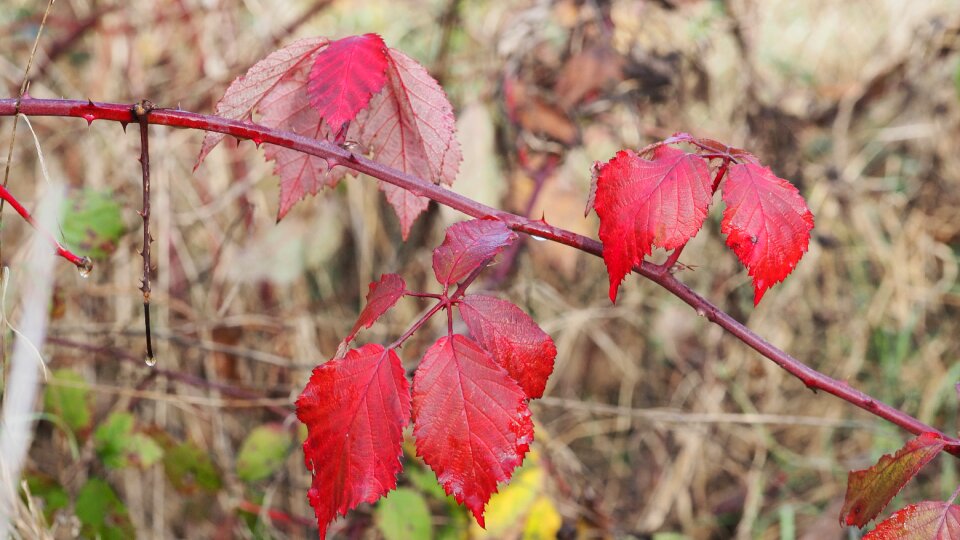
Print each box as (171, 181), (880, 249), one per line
(77, 257), (93, 278)
(145, 356), (157, 367)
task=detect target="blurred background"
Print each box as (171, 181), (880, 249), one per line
(2, 0), (960, 538)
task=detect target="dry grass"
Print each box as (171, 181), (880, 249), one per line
(1, 0), (960, 538)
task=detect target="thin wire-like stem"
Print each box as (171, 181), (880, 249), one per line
(0, 183), (90, 270)
(2, 98), (957, 454)
(387, 301), (445, 350)
(133, 100), (155, 365)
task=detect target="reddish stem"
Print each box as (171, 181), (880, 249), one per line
(658, 245), (686, 274)
(387, 300), (444, 350)
(0, 182), (91, 271)
(712, 159), (731, 193)
(3, 98), (957, 454)
(405, 291), (443, 299)
(237, 500), (315, 529)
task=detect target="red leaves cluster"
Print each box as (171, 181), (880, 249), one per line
(589, 134), (814, 304)
(197, 33), (461, 237)
(839, 432), (957, 537)
(295, 219), (555, 538)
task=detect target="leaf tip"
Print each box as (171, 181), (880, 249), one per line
(608, 281), (620, 304)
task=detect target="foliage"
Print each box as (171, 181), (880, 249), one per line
(236, 423), (294, 483)
(589, 135), (813, 304)
(60, 188), (126, 261)
(196, 33), (461, 236)
(5, 5), (958, 537)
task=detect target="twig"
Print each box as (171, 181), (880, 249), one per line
(237, 499), (315, 529)
(46, 336), (291, 418)
(489, 154), (559, 284)
(133, 100), (156, 366)
(0, 184), (90, 270)
(2, 98), (957, 455)
(1, 0), (57, 264)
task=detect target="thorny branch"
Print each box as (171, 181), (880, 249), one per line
(2, 97), (957, 456)
(132, 100), (155, 366)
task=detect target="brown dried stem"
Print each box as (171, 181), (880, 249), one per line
(133, 100), (155, 365)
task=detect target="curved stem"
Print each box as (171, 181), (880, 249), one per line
(2, 98), (956, 453)
(0, 183), (90, 270)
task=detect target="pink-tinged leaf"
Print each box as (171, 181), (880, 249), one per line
(591, 146), (713, 302)
(864, 502), (960, 539)
(345, 273), (406, 343)
(721, 162), (814, 305)
(413, 335), (533, 526)
(295, 344), (412, 540)
(258, 72), (349, 219)
(841, 432), (946, 527)
(308, 34), (389, 133)
(356, 48), (462, 238)
(195, 37), (329, 169)
(458, 294), (556, 399)
(432, 219), (517, 287)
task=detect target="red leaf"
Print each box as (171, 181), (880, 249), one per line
(307, 34), (389, 133)
(720, 162), (814, 305)
(195, 37), (329, 169)
(412, 335), (533, 526)
(458, 294), (556, 399)
(295, 344), (411, 540)
(201, 36), (460, 230)
(432, 219), (517, 288)
(591, 146), (713, 302)
(259, 72), (348, 219)
(864, 502), (960, 539)
(356, 48), (462, 238)
(345, 273), (406, 343)
(841, 432), (946, 527)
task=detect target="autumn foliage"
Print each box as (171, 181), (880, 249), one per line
(192, 28), (960, 538)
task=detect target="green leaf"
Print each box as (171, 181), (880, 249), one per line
(25, 473), (69, 524)
(43, 368), (91, 434)
(128, 433), (163, 467)
(236, 423), (293, 483)
(75, 478), (135, 540)
(163, 440), (222, 494)
(61, 188), (126, 260)
(954, 58), (960, 101)
(94, 412), (134, 469)
(376, 488), (433, 540)
(94, 412), (164, 469)
(405, 463), (448, 500)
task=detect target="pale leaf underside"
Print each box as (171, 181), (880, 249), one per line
(196, 37), (329, 168)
